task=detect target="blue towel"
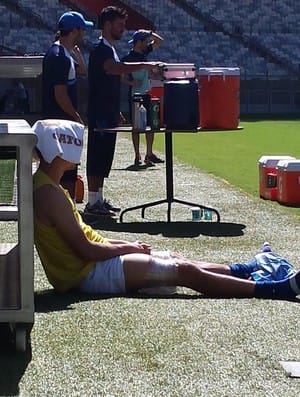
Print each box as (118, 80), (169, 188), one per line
(251, 252), (296, 281)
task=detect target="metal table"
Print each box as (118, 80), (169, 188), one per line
(104, 126), (220, 223)
(0, 119), (37, 352)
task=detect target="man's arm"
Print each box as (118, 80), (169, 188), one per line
(121, 74), (142, 88)
(104, 58), (156, 76)
(34, 184), (150, 262)
(54, 85), (83, 124)
(148, 30), (164, 50)
(133, 29), (163, 50)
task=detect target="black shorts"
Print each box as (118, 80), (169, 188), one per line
(86, 125), (117, 178)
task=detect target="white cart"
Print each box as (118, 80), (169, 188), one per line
(0, 119), (36, 352)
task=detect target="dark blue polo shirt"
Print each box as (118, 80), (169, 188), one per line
(42, 43), (78, 120)
(88, 39), (121, 127)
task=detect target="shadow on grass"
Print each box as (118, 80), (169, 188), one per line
(34, 288), (300, 315)
(90, 221), (246, 237)
(0, 324), (32, 396)
(34, 289), (203, 314)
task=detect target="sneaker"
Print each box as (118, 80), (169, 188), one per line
(145, 154), (164, 164)
(102, 198), (121, 213)
(83, 200), (116, 217)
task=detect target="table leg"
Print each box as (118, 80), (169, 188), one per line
(119, 129), (221, 223)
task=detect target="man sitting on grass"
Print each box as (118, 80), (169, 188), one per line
(32, 119), (300, 299)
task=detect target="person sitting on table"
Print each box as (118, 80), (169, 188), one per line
(32, 119), (300, 299)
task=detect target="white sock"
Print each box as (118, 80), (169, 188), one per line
(88, 191), (98, 206)
(98, 188), (104, 203)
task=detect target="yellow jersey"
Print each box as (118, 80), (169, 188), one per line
(33, 169), (109, 292)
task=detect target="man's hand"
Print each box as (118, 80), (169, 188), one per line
(124, 241), (151, 255)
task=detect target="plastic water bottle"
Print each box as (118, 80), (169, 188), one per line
(139, 103), (147, 131)
(132, 93), (143, 130)
(150, 97), (160, 130)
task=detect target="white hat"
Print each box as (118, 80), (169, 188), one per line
(33, 119), (84, 164)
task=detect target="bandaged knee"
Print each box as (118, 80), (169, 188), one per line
(147, 256), (178, 283)
(138, 256), (178, 295)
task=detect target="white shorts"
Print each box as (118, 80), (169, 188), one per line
(78, 256), (125, 294)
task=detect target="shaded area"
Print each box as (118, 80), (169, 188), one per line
(0, 323), (32, 396)
(86, 220), (246, 238)
(34, 287), (300, 315)
(34, 289), (202, 314)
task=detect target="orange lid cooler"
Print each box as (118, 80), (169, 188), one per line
(277, 159), (300, 206)
(258, 155), (295, 200)
(198, 67), (240, 129)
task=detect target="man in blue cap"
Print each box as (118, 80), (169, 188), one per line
(122, 29), (164, 167)
(42, 11), (93, 200)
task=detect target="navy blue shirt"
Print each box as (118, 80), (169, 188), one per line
(42, 43), (78, 120)
(88, 39), (121, 127)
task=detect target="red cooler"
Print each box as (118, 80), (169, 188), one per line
(198, 67), (240, 129)
(258, 155), (295, 200)
(277, 159), (300, 206)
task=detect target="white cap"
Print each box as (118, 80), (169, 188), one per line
(33, 119), (84, 164)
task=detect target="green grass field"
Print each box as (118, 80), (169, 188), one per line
(151, 119), (300, 216)
(0, 159), (15, 203)
(1, 119), (300, 396)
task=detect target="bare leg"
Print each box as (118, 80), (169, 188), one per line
(122, 253), (255, 298)
(176, 261), (255, 298)
(145, 131), (154, 157)
(131, 131), (140, 160)
(87, 175), (104, 192)
(170, 252), (232, 275)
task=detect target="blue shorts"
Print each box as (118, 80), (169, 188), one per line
(78, 256), (125, 294)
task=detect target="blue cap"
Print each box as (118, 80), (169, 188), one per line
(128, 31), (151, 45)
(58, 11), (94, 30)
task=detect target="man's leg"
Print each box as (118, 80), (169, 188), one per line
(122, 254), (300, 299)
(145, 131), (154, 157)
(122, 254), (255, 297)
(87, 175), (104, 193)
(86, 126), (119, 213)
(131, 131), (141, 164)
(144, 132), (164, 164)
(169, 252), (232, 275)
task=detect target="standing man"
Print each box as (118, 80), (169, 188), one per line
(122, 29), (164, 167)
(85, 6), (157, 217)
(42, 11), (93, 200)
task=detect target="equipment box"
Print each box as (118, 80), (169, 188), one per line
(0, 119), (36, 352)
(151, 63), (196, 81)
(277, 159), (300, 206)
(258, 155), (295, 200)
